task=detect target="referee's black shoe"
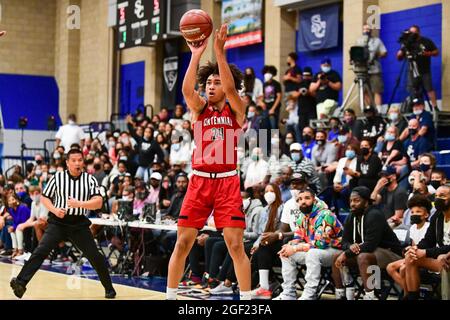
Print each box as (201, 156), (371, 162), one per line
(105, 288), (117, 299)
(10, 278), (26, 299)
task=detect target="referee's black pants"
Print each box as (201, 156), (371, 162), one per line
(16, 222), (114, 291)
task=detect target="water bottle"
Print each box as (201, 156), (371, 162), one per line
(155, 210), (161, 225)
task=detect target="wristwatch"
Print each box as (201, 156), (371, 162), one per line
(278, 232), (283, 240)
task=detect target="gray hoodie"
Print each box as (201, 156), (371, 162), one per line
(244, 198), (264, 241)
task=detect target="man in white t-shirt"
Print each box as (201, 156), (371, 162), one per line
(55, 114), (85, 152)
(243, 148), (270, 190)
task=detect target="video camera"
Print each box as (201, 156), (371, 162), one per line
(117, 199), (136, 222)
(349, 46), (370, 76)
(398, 30), (423, 60)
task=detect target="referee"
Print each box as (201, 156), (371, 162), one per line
(10, 148), (116, 299)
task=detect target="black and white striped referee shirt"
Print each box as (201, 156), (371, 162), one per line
(42, 170), (101, 216)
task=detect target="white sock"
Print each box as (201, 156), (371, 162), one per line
(240, 290), (251, 300)
(166, 287), (177, 300)
(335, 288), (345, 299)
(10, 232), (17, 249)
(16, 230), (24, 251)
(346, 287), (355, 300)
(259, 269), (270, 290)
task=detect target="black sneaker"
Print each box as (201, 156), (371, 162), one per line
(10, 278), (26, 299)
(105, 288), (117, 299)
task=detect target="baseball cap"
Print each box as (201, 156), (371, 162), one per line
(291, 172), (307, 183)
(302, 66), (313, 76)
(150, 172), (162, 181)
(351, 186), (371, 201)
(321, 57), (331, 65)
(380, 165), (397, 177)
(363, 105), (376, 113)
(412, 96), (424, 105)
(290, 143), (302, 152)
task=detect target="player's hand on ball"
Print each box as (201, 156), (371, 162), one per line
(187, 38), (208, 55)
(68, 197), (81, 209)
(54, 208), (66, 218)
(214, 24), (228, 53)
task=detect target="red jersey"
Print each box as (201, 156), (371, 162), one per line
(192, 102), (242, 173)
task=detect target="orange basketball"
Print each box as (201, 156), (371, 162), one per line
(179, 9), (213, 46)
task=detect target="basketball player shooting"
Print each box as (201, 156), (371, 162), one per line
(166, 24), (251, 300)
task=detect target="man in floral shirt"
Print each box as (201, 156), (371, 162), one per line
(274, 188), (343, 300)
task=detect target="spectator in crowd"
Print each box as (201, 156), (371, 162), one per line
(243, 148), (270, 190)
(275, 188), (342, 300)
(288, 143), (322, 193)
(357, 24), (388, 113)
(282, 132), (296, 157)
(334, 125), (360, 160)
(429, 169), (447, 195)
(301, 126), (316, 160)
(333, 143), (359, 213)
(378, 126), (407, 173)
(169, 105), (185, 131)
(251, 184), (284, 299)
(371, 165), (408, 228)
(14, 182), (31, 208)
(312, 130), (338, 188)
(404, 119), (432, 168)
(0, 201), (13, 257)
(6, 193), (31, 259)
(146, 172), (162, 205)
(244, 103), (261, 133)
(267, 135), (291, 183)
(386, 105), (408, 138)
(55, 114), (85, 152)
(169, 131), (192, 169)
(283, 52), (302, 99)
(332, 186), (402, 300)
(401, 186), (450, 300)
(162, 173), (188, 222)
(278, 167), (293, 203)
(387, 195), (431, 296)
(327, 117), (341, 142)
(291, 67), (317, 136)
(342, 109), (362, 138)
(241, 67), (263, 104)
(346, 138), (382, 191)
(310, 58), (342, 119)
(416, 153), (436, 183)
(400, 97), (436, 147)
(397, 25), (439, 110)
(261, 65), (282, 129)
(159, 107), (170, 122)
(357, 105), (386, 141)
(281, 99), (300, 144)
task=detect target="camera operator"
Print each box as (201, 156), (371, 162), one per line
(310, 58), (342, 119)
(289, 67), (317, 134)
(357, 25), (387, 113)
(397, 25), (439, 110)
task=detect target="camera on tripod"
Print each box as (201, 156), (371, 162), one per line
(299, 86), (309, 96)
(18, 116), (28, 129)
(398, 30), (423, 60)
(350, 46), (370, 76)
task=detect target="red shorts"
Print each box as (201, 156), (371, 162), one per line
(178, 174), (245, 230)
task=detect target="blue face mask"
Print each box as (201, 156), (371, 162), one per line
(17, 191), (26, 198)
(247, 111), (255, 119)
(172, 143), (180, 152)
(321, 66), (331, 73)
(385, 133), (396, 142)
(345, 150), (356, 159)
(291, 153), (301, 162)
(338, 135), (348, 144)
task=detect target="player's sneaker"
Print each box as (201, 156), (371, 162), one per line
(251, 287), (272, 300)
(178, 275), (202, 289)
(209, 282), (234, 295)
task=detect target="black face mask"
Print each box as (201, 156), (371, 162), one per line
(434, 198), (450, 212)
(36, 160), (43, 165)
(410, 215), (424, 225)
(419, 164), (430, 172)
(409, 128), (418, 136)
(300, 204), (314, 215)
(361, 148), (370, 156)
(303, 135), (312, 142)
(430, 180), (441, 190)
(94, 164), (101, 171)
(104, 169), (111, 175)
(316, 140), (325, 146)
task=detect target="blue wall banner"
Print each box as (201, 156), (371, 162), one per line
(297, 4), (339, 52)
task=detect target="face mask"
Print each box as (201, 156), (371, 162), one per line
(409, 128), (418, 136)
(104, 169), (111, 175)
(419, 164), (430, 172)
(243, 198), (251, 211)
(35, 169), (42, 176)
(36, 160), (43, 165)
(291, 153), (301, 162)
(361, 147), (370, 156)
(345, 150), (356, 159)
(413, 109), (423, 116)
(17, 191), (26, 198)
(410, 215), (424, 225)
(321, 66), (331, 73)
(264, 192), (276, 205)
(264, 73), (273, 82)
(285, 138), (294, 145)
(109, 141), (116, 148)
(122, 195), (131, 201)
(316, 140), (325, 146)
(271, 138), (279, 146)
(172, 143), (181, 152)
(94, 164), (101, 171)
(300, 203), (314, 215)
(430, 180), (441, 190)
(434, 198), (450, 212)
(31, 195), (41, 203)
(247, 111), (255, 119)
(119, 156), (128, 161)
(338, 135), (348, 144)
(385, 134), (396, 142)
(53, 152), (61, 160)
(389, 113), (399, 122)
(121, 137), (130, 144)
(251, 155), (259, 162)
(302, 134), (312, 142)
(68, 120), (75, 125)
(113, 132), (120, 138)
(49, 169), (57, 174)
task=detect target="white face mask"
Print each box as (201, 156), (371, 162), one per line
(264, 192), (276, 205)
(242, 198), (251, 211)
(264, 73), (273, 82)
(68, 120), (75, 125)
(321, 66), (331, 73)
(122, 195), (131, 201)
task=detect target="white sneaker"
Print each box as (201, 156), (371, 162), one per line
(42, 259), (51, 266)
(363, 291), (377, 300)
(13, 253), (27, 261)
(272, 294), (296, 300)
(209, 282), (234, 295)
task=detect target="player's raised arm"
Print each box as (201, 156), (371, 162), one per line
(182, 40), (209, 113)
(214, 24), (246, 126)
